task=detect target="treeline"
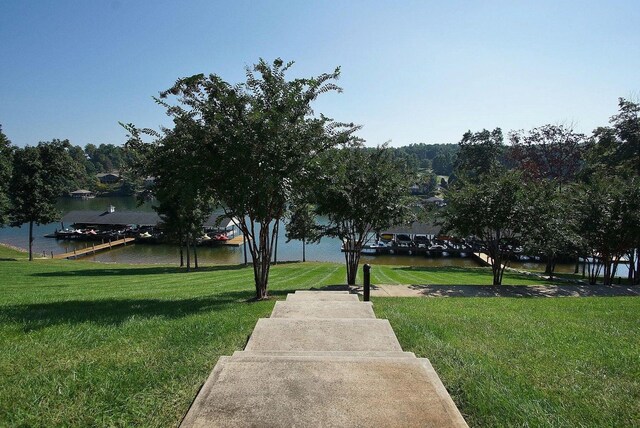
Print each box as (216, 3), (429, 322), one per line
(391, 143), (458, 175)
(441, 98), (640, 286)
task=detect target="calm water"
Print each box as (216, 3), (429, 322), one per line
(0, 196), (629, 277)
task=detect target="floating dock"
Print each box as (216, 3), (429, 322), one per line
(53, 237), (136, 259)
(222, 235), (248, 247)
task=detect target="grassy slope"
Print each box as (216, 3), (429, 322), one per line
(374, 297), (640, 427)
(1, 245), (638, 426)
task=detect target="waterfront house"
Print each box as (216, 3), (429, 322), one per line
(97, 172), (121, 184)
(69, 189), (95, 199)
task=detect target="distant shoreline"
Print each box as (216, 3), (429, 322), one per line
(0, 242), (27, 253)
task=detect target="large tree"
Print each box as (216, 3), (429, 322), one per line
(442, 171), (524, 285)
(0, 125), (13, 226)
(132, 59), (357, 299)
(453, 128), (504, 182)
(508, 124), (586, 188)
(313, 146), (414, 285)
(9, 140), (79, 260)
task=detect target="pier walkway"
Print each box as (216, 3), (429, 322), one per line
(180, 291), (467, 427)
(52, 237), (136, 259)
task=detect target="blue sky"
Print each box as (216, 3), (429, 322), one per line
(1, 0), (638, 148)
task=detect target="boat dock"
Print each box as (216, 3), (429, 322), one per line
(53, 237), (136, 259)
(223, 235), (247, 247)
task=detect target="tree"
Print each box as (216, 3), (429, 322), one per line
(285, 202), (320, 262)
(442, 171), (524, 285)
(573, 175), (640, 285)
(519, 180), (580, 277)
(314, 146), (414, 285)
(508, 124), (586, 187)
(9, 141), (79, 260)
(454, 128), (504, 181)
(586, 98), (639, 178)
(0, 125), (13, 226)
(432, 151), (454, 175)
(133, 59), (358, 299)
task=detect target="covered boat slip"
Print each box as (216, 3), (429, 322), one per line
(363, 222), (474, 256)
(53, 207), (242, 245)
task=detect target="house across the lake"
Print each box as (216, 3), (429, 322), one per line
(69, 189), (95, 199)
(97, 172), (121, 184)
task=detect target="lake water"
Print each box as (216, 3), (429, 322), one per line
(0, 196), (629, 277)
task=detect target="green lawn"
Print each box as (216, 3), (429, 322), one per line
(1, 244), (638, 426)
(375, 297), (640, 427)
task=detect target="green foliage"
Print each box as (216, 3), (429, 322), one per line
(442, 170), (525, 285)
(285, 203), (321, 262)
(8, 141), (81, 260)
(394, 143), (458, 174)
(130, 58), (359, 298)
(0, 125), (13, 226)
(585, 98), (640, 178)
(314, 146), (415, 284)
(454, 128), (504, 181)
(573, 175), (640, 284)
(508, 124), (586, 185)
(518, 180), (581, 275)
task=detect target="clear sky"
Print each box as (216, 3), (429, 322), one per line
(1, 0), (638, 148)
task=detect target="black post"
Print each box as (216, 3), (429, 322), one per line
(363, 264), (371, 302)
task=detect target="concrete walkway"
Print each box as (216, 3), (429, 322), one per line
(181, 291), (468, 427)
(352, 283), (640, 298)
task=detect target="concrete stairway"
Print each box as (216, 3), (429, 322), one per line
(181, 291), (468, 427)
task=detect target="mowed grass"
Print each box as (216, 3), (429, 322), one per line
(1, 244), (638, 426)
(374, 297), (640, 427)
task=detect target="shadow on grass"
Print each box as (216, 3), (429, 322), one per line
(0, 258), (18, 262)
(30, 264), (251, 277)
(403, 284), (640, 298)
(0, 288), (295, 332)
(391, 266), (487, 274)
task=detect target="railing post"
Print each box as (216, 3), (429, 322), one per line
(363, 264), (371, 302)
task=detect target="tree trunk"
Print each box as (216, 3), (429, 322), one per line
(243, 219), (277, 300)
(635, 249), (640, 285)
(487, 239), (502, 285)
(193, 238), (198, 269)
(186, 239), (191, 272)
(343, 239), (361, 285)
(544, 254), (556, 278)
(28, 221), (34, 261)
(302, 240), (306, 263)
(272, 220), (279, 265)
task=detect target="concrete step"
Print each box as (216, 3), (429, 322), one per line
(245, 318), (403, 352)
(231, 350), (416, 359)
(180, 355), (468, 428)
(286, 292), (360, 302)
(295, 290), (350, 294)
(271, 300), (376, 319)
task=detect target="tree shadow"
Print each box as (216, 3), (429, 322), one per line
(0, 290), (273, 332)
(0, 258), (18, 261)
(30, 264), (250, 278)
(392, 266), (487, 274)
